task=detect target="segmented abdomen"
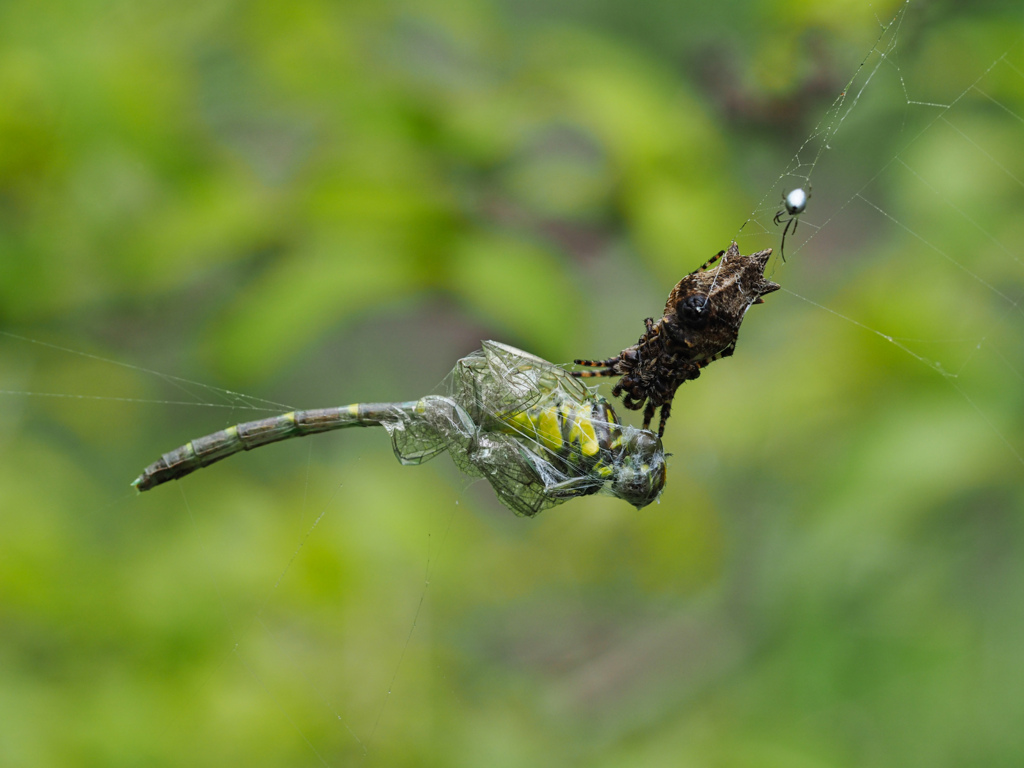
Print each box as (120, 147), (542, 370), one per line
(133, 402), (418, 491)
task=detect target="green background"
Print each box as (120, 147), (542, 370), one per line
(2, 1), (1023, 765)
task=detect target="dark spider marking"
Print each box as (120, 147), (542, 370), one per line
(572, 241), (779, 436)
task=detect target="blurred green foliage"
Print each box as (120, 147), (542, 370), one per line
(2, 0), (1024, 766)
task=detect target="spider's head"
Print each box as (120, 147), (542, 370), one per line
(611, 428), (667, 509)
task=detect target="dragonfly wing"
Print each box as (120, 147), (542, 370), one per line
(384, 396), (477, 467)
(466, 433), (559, 517)
(449, 342), (544, 423)
(466, 432), (606, 517)
(482, 341), (592, 403)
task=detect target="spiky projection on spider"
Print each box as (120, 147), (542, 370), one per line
(573, 241), (780, 436)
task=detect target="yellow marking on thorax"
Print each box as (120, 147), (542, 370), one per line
(564, 405), (599, 457)
(507, 408), (563, 454)
(348, 403), (360, 416)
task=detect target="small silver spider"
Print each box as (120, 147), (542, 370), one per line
(773, 186), (810, 262)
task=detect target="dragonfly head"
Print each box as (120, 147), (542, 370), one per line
(610, 428), (667, 509)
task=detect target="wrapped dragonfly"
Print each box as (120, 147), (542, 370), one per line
(133, 341), (667, 516)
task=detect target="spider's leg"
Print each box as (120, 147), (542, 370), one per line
(692, 249), (726, 274)
(657, 398), (673, 437)
(620, 387), (647, 410)
(778, 216), (794, 262)
(573, 356), (620, 367)
(642, 401), (657, 431)
(572, 355), (621, 378)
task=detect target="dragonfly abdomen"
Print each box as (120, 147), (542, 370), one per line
(132, 402), (416, 491)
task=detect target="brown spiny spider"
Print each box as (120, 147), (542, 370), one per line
(572, 241), (780, 436)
